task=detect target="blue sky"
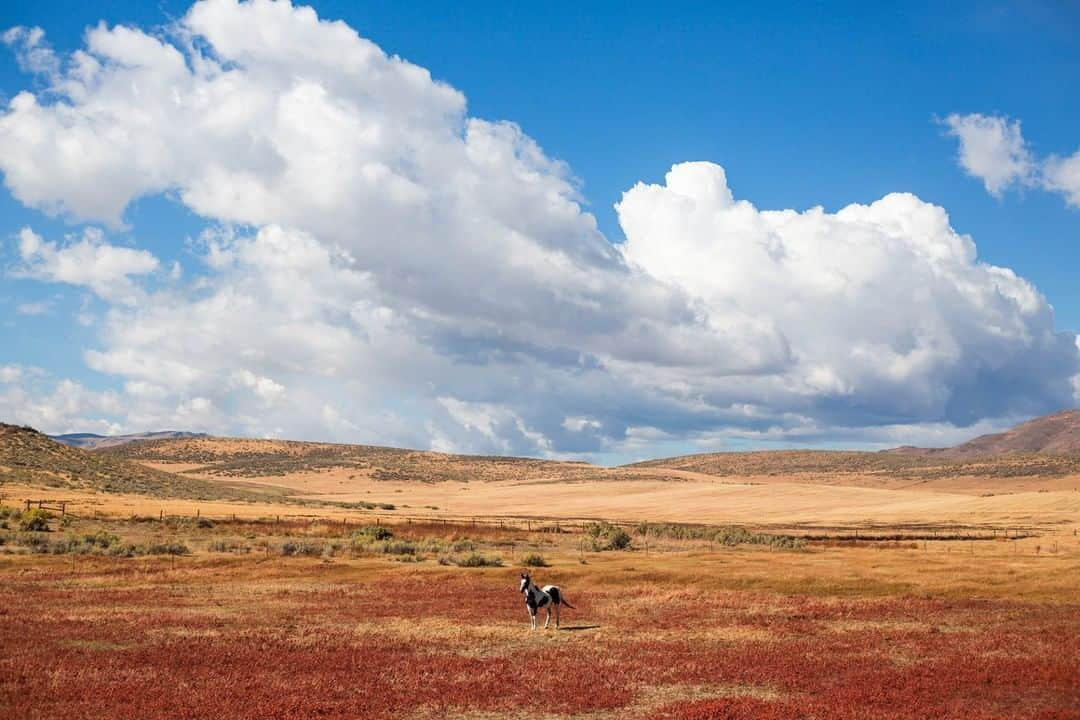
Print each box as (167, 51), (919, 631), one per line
(0, 0), (1077, 462)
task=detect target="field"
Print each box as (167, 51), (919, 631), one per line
(2, 431), (1079, 718)
(1, 506), (1079, 719)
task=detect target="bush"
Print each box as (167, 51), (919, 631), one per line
(208, 540), (250, 553)
(356, 525), (393, 541)
(281, 541), (320, 557)
(584, 521), (632, 551)
(382, 541), (418, 556)
(450, 539), (475, 553)
(20, 534), (51, 552)
(86, 531), (119, 548)
(454, 553), (503, 568)
(143, 542), (190, 556)
(19, 509), (52, 532)
(196, 518), (215, 529)
(521, 553), (548, 567)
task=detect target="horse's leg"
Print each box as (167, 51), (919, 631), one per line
(528, 607), (536, 631)
(544, 606), (551, 629)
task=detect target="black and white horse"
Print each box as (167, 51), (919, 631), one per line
(519, 572), (575, 630)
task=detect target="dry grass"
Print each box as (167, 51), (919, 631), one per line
(1, 539), (1077, 719)
(1, 487), (1078, 718)
(3, 428), (1080, 717)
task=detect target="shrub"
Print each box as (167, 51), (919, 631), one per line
(83, 531), (119, 549)
(455, 553), (503, 568)
(196, 518), (215, 529)
(382, 541), (418, 556)
(584, 521), (632, 551)
(143, 542), (190, 556)
(19, 509), (52, 532)
(208, 540), (251, 553)
(281, 541), (320, 557)
(521, 553), (548, 567)
(356, 525), (393, 541)
(20, 534), (51, 552)
(376, 503), (396, 511)
(450, 539), (475, 553)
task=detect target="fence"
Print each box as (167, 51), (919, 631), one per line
(3, 498), (1051, 543)
(23, 499), (70, 516)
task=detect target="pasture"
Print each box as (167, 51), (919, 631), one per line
(1, 504), (1077, 719)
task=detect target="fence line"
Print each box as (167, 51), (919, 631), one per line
(3, 498), (1046, 542)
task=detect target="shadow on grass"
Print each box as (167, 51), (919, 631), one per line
(559, 624), (601, 632)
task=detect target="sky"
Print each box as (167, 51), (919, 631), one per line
(0, 0), (1077, 464)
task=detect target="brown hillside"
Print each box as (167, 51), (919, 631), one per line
(101, 435), (599, 483)
(942, 409), (1080, 458)
(625, 447), (1080, 481)
(0, 424), (279, 501)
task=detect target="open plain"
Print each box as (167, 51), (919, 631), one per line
(2, 426), (1079, 719)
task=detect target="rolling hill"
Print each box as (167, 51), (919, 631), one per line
(897, 409), (1080, 458)
(627, 410), (1080, 480)
(100, 435), (599, 483)
(0, 424), (279, 501)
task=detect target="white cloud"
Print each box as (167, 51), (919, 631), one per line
(563, 416), (601, 432)
(617, 162), (1078, 429)
(231, 369), (285, 404)
(0, 377), (124, 435)
(942, 113), (1033, 196)
(2, 26), (59, 77)
(16, 300), (53, 316)
(943, 112), (1080, 207)
(0, 2), (1076, 457)
(1042, 151), (1080, 207)
(12, 227), (160, 304)
(0, 365), (23, 384)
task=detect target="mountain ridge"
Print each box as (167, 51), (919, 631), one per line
(50, 430), (208, 451)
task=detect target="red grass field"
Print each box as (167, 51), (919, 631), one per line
(2, 553), (1077, 720)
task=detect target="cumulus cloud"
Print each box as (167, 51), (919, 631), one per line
(0, 1), (1076, 454)
(943, 112), (1080, 207)
(1042, 151), (1080, 207)
(617, 162), (1077, 429)
(1, 26), (59, 78)
(0, 377), (124, 435)
(11, 227), (160, 304)
(942, 113), (1033, 195)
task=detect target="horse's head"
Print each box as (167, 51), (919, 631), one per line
(519, 573), (531, 593)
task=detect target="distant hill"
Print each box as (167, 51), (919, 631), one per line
(628, 410), (1080, 480)
(100, 435), (598, 483)
(50, 430), (208, 451)
(0, 424), (275, 501)
(890, 409), (1080, 459)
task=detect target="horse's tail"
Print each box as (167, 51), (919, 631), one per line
(561, 596), (576, 610)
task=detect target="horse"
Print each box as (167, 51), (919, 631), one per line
(519, 572), (575, 630)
